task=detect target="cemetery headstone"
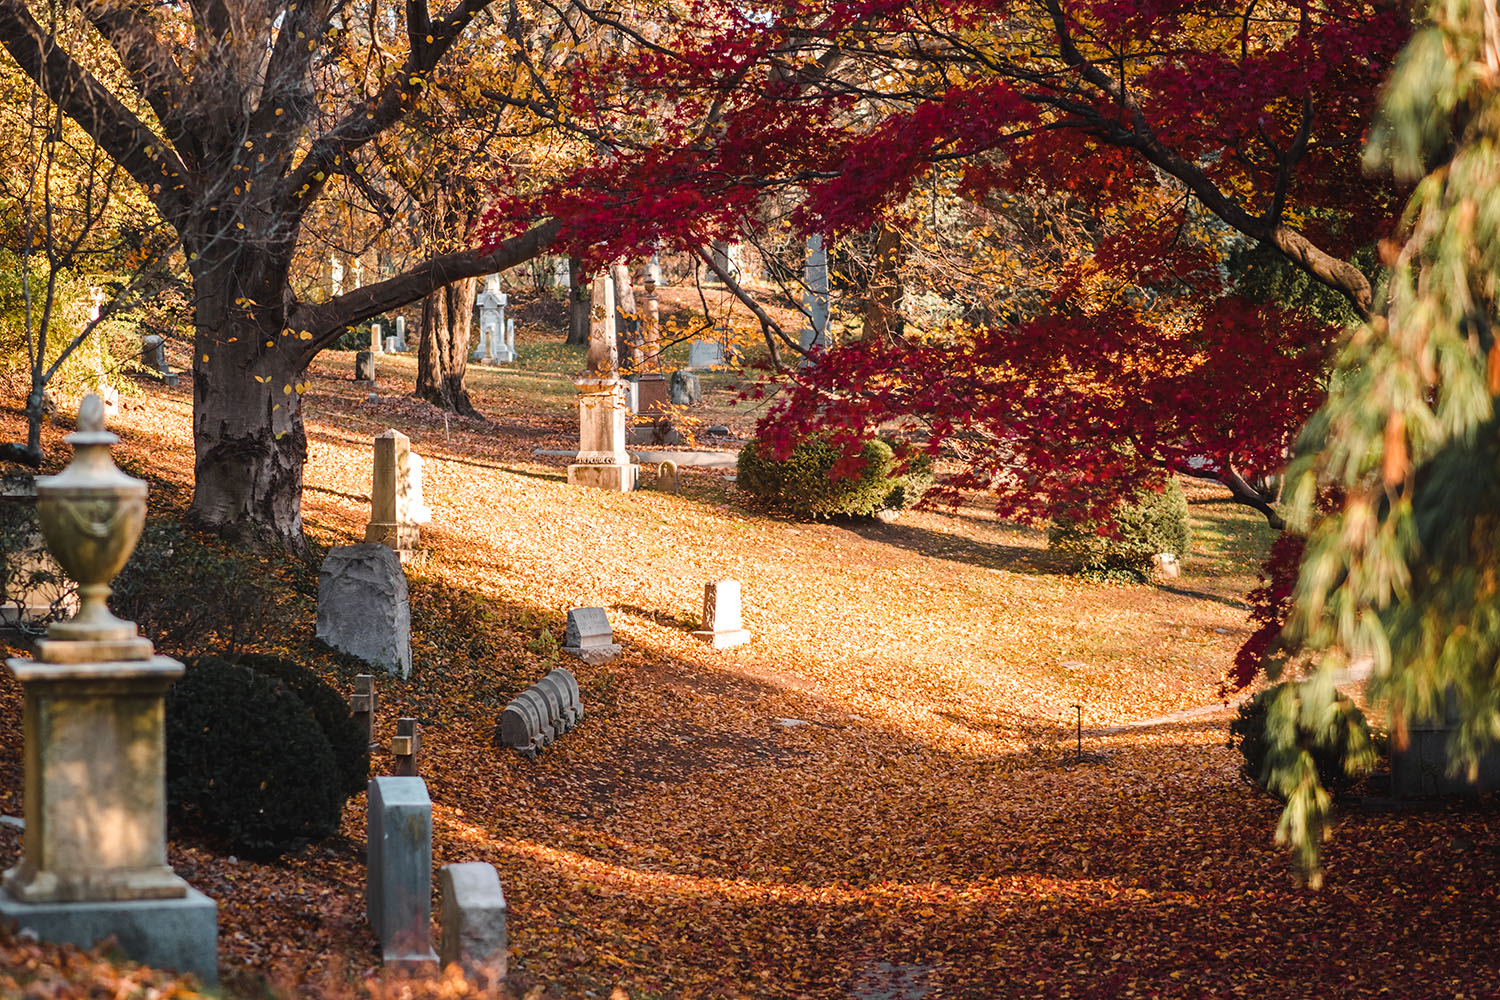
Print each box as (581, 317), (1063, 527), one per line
(693, 579), (751, 649)
(385, 336), (399, 353)
(669, 370), (702, 405)
(355, 350), (376, 383)
(370, 321), (384, 355)
(0, 394), (217, 983)
(687, 340), (726, 370)
(364, 429), (429, 559)
(562, 607), (622, 664)
(395, 315), (408, 352)
(316, 544), (412, 679)
(498, 667), (585, 756)
(392, 717), (421, 777)
(439, 862), (508, 982)
(367, 776), (439, 968)
(475, 277), (510, 364)
(350, 674), (378, 750)
(656, 460), (680, 492)
(568, 272), (638, 491)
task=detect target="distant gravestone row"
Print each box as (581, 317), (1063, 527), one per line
(498, 666), (584, 758)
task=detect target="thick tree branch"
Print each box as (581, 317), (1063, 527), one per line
(0, 0), (192, 228)
(290, 219), (559, 360)
(696, 246), (803, 370)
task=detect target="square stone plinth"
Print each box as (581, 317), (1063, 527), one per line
(567, 463), (638, 491)
(692, 628), (752, 649)
(0, 886), (218, 984)
(4, 656), (187, 904)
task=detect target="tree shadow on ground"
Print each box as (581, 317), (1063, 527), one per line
(843, 516), (1073, 576)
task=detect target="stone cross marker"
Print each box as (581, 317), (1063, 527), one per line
(562, 607), (622, 664)
(392, 717), (421, 776)
(364, 428), (430, 559)
(439, 862), (508, 983)
(350, 674), (378, 750)
(693, 579), (752, 649)
(475, 277), (509, 364)
(367, 776), (438, 968)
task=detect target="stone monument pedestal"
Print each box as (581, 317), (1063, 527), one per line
(0, 394), (217, 982)
(567, 378), (637, 492)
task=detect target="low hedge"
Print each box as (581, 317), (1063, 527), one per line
(1047, 476), (1190, 581)
(737, 433), (932, 519)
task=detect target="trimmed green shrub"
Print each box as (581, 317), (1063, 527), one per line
(737, 434), (933, 519)
(232, 654), (369, 797)
(1228, 682), (1375, 799)
(1047, 476), (1190, 581)
(166, 658), (346, 855)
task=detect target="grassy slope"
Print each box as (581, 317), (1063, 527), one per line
(0, 323), (1495, 1000)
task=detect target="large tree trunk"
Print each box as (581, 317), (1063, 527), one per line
(566, 256), (589, 345)
(186, 249), (308, 553)
(862, 224), (904, 344)
(415, 277), (479, 416)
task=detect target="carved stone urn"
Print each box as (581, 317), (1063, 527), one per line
(32, 393), (149, 656)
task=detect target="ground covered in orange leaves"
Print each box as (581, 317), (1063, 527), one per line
(1, 327), (1498, 999)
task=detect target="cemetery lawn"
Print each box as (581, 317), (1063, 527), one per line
(2, 333), (1499, 999)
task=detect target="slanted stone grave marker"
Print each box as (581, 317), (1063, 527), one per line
(498, 666), (585, 757)
(562, 607), (621, 664)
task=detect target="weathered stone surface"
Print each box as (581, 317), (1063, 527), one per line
(687, 341), (724, 370)
(364, 430), (428, 560)
(439, 862), (507, 982)
(562, 607), (621, 663)
(367, 776), (438, 968)
(692, 579), (751, 649)
(656, 461), (680, 492)
(568, 378), (637, 492)
(1150, 553), (1181, 579)
(0, 888), (219, 984)
(355, 351), (376, 382)
(317, 545), (412, 679)
(669, 370), (701, 405)
(498, 667), (586, 756)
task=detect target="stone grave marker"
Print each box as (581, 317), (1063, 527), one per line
(355, 350), (376, 382)
(439, 862), (508, 982)
(693, 579), (751, 649)
(568, 273), (638, 491)
(317, 544), (412, 678)
(687, 340), (726, 369)
(364, 429), (430, 560)
(367, 775), (438, 968)
(385, 336), (399, 353)
(800, 234), (829, 356)
(392, 717), (421, 776)
(669, 370), (702, 405)
(656, 460), (680, 492)
(395, 315), (408, 352)
(499, 667), (584, 757)
(562, 607), (622, 664)
(350, 674), (378, 750)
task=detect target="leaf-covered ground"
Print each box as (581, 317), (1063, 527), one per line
(0, 327), (1497, 999)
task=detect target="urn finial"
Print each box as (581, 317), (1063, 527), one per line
(33, 393), (151, 658)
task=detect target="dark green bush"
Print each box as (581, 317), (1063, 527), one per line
(1228, 682), (1375, 799)
(166, 658), (346, 855)
(1047, 476), (1190, 581)
(737, 434), (933, 519)
(232, 654), (369, 797)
